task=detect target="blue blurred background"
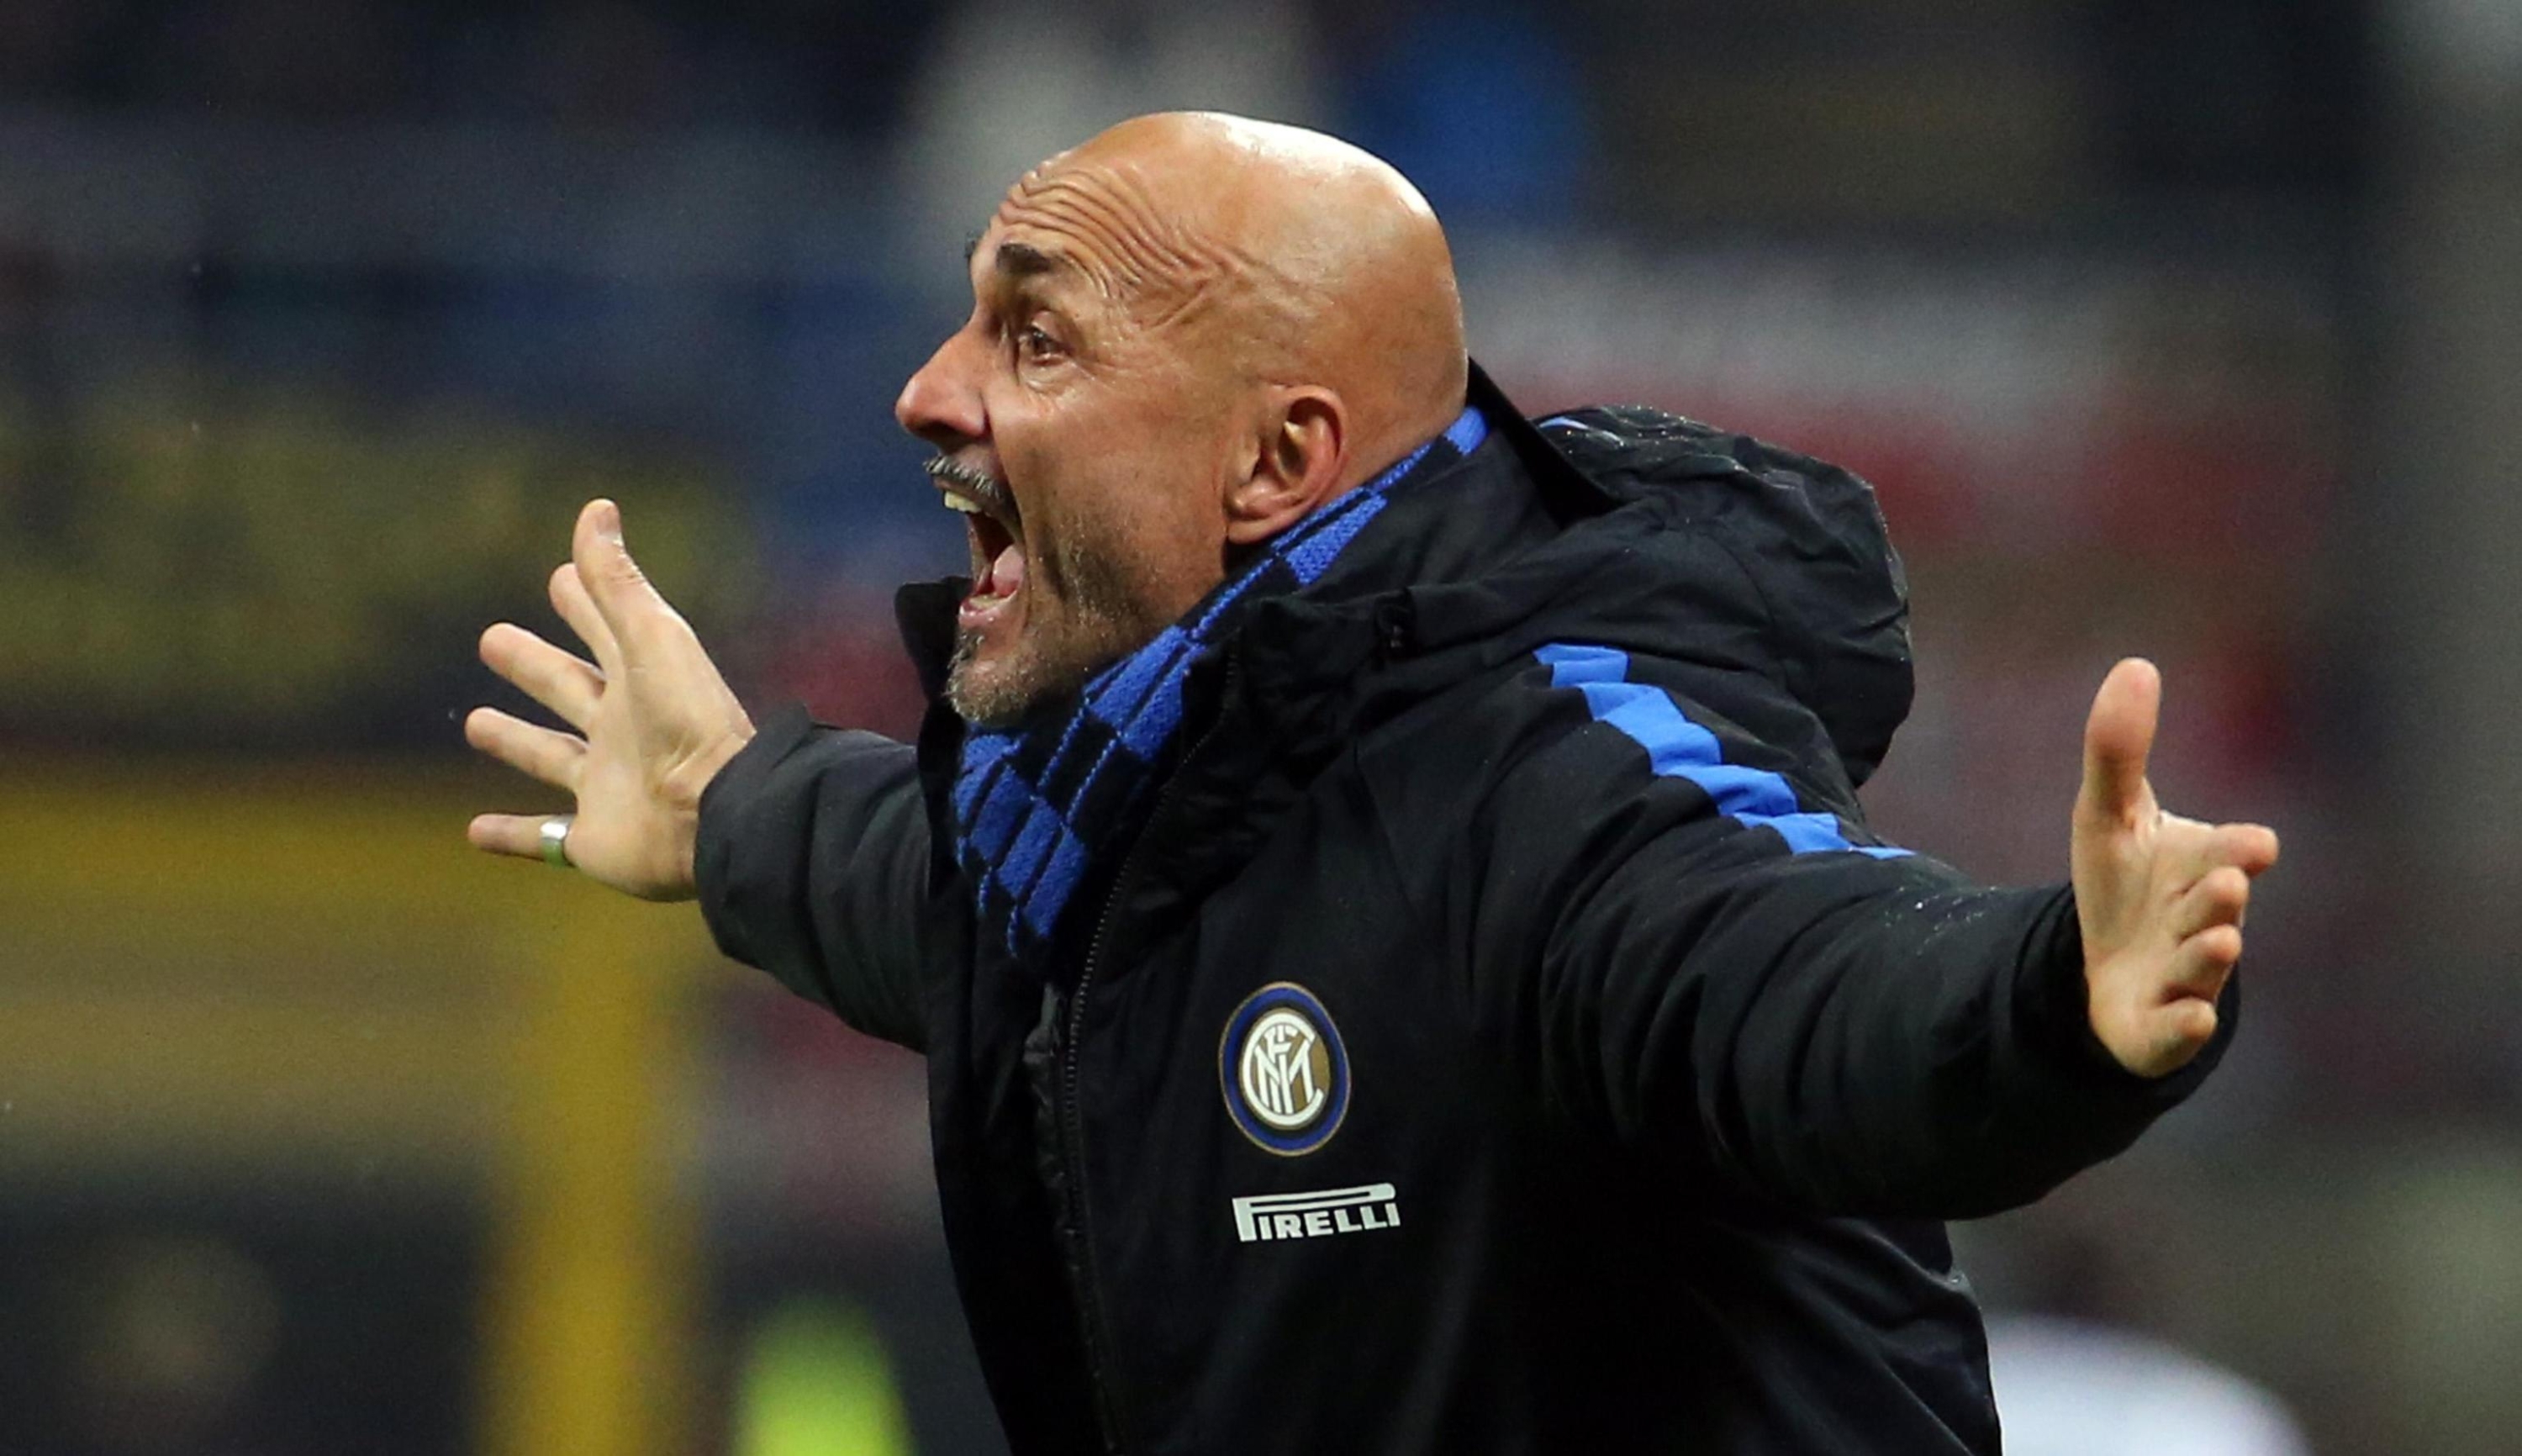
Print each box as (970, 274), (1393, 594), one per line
(7, 1), (2519, 1451)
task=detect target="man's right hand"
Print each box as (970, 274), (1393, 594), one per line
(466, 499), (756, 901)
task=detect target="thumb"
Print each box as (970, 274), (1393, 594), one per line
(2079, 657), (2160, 826)
(571, 499), (660, 647)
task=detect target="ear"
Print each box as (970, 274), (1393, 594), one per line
(1224, 388), (1348, 547)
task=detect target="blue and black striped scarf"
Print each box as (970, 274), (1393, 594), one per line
(951, 404), (1489, 979)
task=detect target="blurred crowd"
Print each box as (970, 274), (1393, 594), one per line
(0, 0), (2361, 743)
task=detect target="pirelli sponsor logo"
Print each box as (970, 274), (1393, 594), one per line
(1231, 1183), (1401, 1243)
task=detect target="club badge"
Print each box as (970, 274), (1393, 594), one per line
(1220, 982), (1350, 1156)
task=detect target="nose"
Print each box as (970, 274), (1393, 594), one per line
(894, 326), (986, 450)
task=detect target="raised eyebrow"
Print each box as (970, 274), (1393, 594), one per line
(963, 236), (1074, 296)
(991, 240), (1069, 282)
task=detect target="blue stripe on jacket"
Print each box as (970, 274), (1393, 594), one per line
(1533, 643), (1908, 859)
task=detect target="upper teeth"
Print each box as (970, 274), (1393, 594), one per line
(942, 492), (984, 515)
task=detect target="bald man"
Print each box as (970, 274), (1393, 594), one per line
(466, 113), (2278, 1454)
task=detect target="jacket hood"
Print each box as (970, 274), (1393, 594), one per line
(897, 364), (1918, 790)
(1238, 365), (1917, 789)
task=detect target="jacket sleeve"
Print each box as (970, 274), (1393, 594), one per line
(1446, 660), (2234, 1221)
(694, 704), (932, 1052)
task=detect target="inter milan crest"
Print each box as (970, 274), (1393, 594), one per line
(1220, 982), (1351, 1156)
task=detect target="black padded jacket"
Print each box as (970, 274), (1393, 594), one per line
(694, 365), (2234, 1454)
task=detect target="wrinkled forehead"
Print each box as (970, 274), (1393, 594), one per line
(976, 153), (1257, 316)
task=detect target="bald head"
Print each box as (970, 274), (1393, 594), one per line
(895, 112), (1473, 725)
(1010, 112), (1469, 478)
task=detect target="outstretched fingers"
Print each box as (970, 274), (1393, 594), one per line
(468, 811), (558, 860)
(2171, 865), (2251, 938)
(2159, 815), (2282, 893)
(2166, 921), (2245, 999)
(465, 705), (586, 791)
(550, 562), (622, 678)
(479, 622), (604, 729)
(2213, 820), (2282, 877)
(2146, 996), (2223, 1061)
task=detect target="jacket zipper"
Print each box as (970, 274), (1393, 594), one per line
(1058, 653), (1242, 1456)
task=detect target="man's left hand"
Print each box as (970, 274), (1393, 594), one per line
(2071, 658), (2282, 1079)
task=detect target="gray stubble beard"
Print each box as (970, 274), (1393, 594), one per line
(945, 628), (1074, 727)
(945, 528), (1174, 729)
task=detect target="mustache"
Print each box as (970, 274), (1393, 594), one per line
(923, 455), (1021, 529)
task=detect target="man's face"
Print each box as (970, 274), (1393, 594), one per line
(894, 166), (1248, 726)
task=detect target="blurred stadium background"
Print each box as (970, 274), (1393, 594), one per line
(2, 0), (2517, 1451)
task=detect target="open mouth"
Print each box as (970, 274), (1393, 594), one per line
(925, 455), (1026, 623)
